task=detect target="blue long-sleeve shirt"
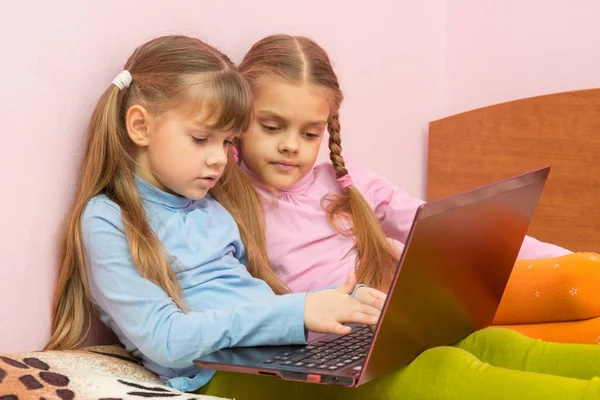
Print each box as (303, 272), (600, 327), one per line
(81, 177), (307, 392)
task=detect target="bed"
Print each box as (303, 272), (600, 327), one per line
(427, 88), (600, 253)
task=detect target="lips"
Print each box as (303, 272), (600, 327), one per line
(197, 174), (220, 188)
(201, 174), (220, 180)
(270, 161), (299, 173)
(270, 161), (299, 167)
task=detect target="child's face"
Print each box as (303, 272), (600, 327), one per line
(129, 105), (236, 200)
(241, 77), (330, 190)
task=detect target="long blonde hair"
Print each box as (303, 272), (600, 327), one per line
(45, 35), (284, 351)
(238, 34), (399, 291)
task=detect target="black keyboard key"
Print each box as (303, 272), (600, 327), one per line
(264, 358), (275, 364)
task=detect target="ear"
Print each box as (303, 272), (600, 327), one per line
(126, 105), (152, 147)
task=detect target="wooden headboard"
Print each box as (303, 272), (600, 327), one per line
(427, 89), (600, 253)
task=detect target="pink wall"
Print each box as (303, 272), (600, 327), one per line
(445, 0), (600, 115)
(0, 1), (443, 353)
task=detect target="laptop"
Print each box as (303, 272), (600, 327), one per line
(194, 166), (551, 387)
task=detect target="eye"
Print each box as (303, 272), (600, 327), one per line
(261, 123), (280, 132)
(303, 132), (320, 139)
(191, 136), (207, 143)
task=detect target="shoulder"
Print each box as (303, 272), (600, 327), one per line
(81, 194), (124, 234)
(345, 162), (390, 185)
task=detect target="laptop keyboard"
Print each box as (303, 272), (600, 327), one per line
(262, 325), (372, 371)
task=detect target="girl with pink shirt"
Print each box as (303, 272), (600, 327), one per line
(236, 35), (570, 296)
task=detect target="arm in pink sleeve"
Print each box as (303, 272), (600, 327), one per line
(349, 164), (572, 259)
(348, 164), (424, 244)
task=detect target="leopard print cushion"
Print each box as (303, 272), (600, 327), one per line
(0, 344), (226, 400)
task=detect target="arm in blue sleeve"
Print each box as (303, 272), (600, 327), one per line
(82, 200), (306, 369)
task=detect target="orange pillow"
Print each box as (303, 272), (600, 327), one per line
(493, 252), (600, 325)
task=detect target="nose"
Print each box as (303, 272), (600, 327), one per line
(278, 132), (299, 154)
(205, 145), (228, 167)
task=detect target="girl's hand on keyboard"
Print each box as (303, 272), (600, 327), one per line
(354, 286), (386, 331)
(354, 286), (386, 311)
(304, 272), (381, 335)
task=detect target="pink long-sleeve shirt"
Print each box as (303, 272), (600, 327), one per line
(241, 161), (571, 293)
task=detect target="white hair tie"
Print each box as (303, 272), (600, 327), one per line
(112, 70), (132, 90)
